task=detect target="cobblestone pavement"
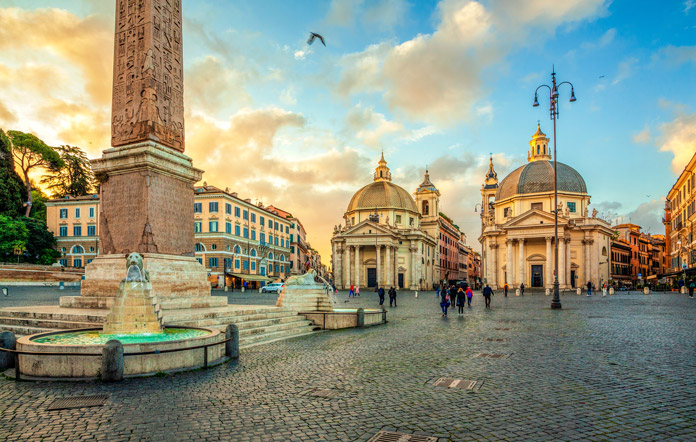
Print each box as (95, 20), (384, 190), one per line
(1, 289), (695, 441)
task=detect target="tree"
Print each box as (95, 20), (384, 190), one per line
(41, 145), (96, 198)
(29, 187), (48, 223)
(18, 217), (60, 265)
(0, 215), (28, 262)
(7, 130), (63, 217)
(0, 130), (27, 218)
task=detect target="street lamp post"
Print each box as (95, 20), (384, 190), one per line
(533, 67), (576, 310)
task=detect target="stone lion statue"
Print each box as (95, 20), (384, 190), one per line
(285, 269), (318, 286)
(125, 252), (150, 282)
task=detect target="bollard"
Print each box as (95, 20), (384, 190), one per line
(356, 308), (365, 328)
(545, 288), (550, 296)
(224, 285), (228, 292)
(102, 340), (124, 382)
(59, 281), (65, 291)
(602, 288), (607, 297)
(382, 308), (387, 323)
(515, 288), (520, 297)
(576, 288), (582, 295)
(0, 331), (16, 370)
(2, 287), (7, 297)
(415, 291), (418, 298)
(225, 324), (239, 360)
(609, 287), (615, 295)
(644, 287), (650, 295)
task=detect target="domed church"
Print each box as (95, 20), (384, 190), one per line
(331, 154), (437, 290)
(479, 125), (613, 290)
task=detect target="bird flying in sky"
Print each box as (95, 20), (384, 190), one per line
(307, 32), (326, 47)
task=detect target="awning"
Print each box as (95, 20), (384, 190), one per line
(226, 272), (273, 282)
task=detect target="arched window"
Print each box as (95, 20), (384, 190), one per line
(280, 255), (285, 262)
(234, 245), (242, 254)
(422, 200), (429, 215)
(269, 252), (274, 260)
(602, 246), (607, 256)
(211, 244), (217, 250)
(71, 245), (84, 254)
(537, 145), (540, 154)
(194, 243), (205, 252)
(250, 249), (257, 257)
(380, 171), (383, 177)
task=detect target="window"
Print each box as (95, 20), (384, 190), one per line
(226, 222), (232, 234)
(274, 221), (278, 231)
(209, 221), (218, 232)
(243, 227), (249, 238)
(268, 234), (273, 245)
(286, 226), (289, 234)
(194, 203), (202, 213)
(395, 215), (402, 224)
(72, 245), (84, 254)
(409, 217), (414, 226)
(251, 213), (256, 223)
(225, 203), (232, 215)
(243, 261), (249, 270)
(73, 258), (82, 268)
(235, 225), (240, 236)
(225, 258), (232, 269)
(75, 208), (81, 218)
(235, 207), (240, 217)
(59, 226), (68, 237)
(251, 262), (256, 271)
(250, 249), (257, 257)
(251, 230), (256, 240)
(260, 266), (266, 276)
(87, 225), (96, 236)
(235, 260), (240, 269)
(260, 216), (265, 226)
(211, 244), (217, 250)
(567, 202), (576, 213)
(59, 259), (68, 267)
(194, 243), (204, 252)
(60, 208), (68, 219)
(422, 200), (429, 215)
(194, 221), (202, 233)
(504, 208), (511, 217)
(291, 246), (295, 253)
(260, 233), (266, 244)
(73, 225), (82, 236)
(89, 207), (95, 218)
(196, 258), (203, 265)
(531, 202), (543, 211)
(280, 239), (284, 247)
(234, 245), (242, 254)
(209, 202), (218, 213)
(290, 234), (294, 243)
(275, 237), (279, 246)
(243, 210), (248, 220)
(209, 257), (218, 267)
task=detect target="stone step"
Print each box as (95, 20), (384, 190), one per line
(239, 326), (316, 347)
(0, 316), (100, 330)
(166, 314), (311, 329)
(0, 324), (56, 336)
(163, 308), (299, 323)
(238, 320), (314, 337)
(0, 309), (106, 323)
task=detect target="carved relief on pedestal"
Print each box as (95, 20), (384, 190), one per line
(111, 0), (185, 152)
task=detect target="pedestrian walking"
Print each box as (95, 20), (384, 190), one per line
(440, 289), (450, 317)
(356, 286), (360, 297)
(483, 283), (493, 308)
(389, 286), (397, 307)
(689, 280), (695, 298)
(586, 281), (592, 296)
(436, 285), (440, 298)
(466, 286), (473, 306)
(456, 286), (466, 315)
(520, 283), (525, 296)
(504, 283), (509, 297)
(378, 286), (385, 306)
(349, 284), (354, 297)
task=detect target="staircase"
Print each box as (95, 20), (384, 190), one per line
(0, 305), (318, 348)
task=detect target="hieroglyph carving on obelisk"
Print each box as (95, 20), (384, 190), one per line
(111, 0), (185, 152)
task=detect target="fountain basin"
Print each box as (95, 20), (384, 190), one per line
(301, 309), (385, 330)
(16, 326), (225, 379)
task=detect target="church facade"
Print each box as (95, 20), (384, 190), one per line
(331, 155), (438, 290)
(479, 125), (613, 290)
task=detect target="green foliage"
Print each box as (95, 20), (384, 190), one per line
(29, 188), (48, 222)
(18, 217), (59, 264)
(0, 215), (29, 262)
(0, 129), (27, 217)
(41, 145), (96, 198)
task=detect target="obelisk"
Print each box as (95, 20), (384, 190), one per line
(66, 0), (215, 308)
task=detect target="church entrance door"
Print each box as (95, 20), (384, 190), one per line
(531, 265), (543, 287)
(367, 268), (377, 287)
(398, 273), (404, 289)
(570, 270), (576, 288)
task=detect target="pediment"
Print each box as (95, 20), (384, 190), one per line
(503, 209), (567, 229)
(343, 220), (394, 236)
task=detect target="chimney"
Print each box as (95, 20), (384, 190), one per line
(257, 202), (264, 208)
(245, 198), (251, 203)
(231, 192), (238, 198)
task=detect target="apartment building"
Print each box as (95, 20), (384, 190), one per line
(45, 194), (100, 268)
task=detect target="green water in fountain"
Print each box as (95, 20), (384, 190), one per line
(32, 328), (209, 345)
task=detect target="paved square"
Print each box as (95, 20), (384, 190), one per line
(1, 289), (695, 441)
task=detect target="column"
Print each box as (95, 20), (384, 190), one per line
(410, 243), (416, 288)
(393, 246), (398, 287)
(376, 244), (382, 287)
(592, 237), (599, 285)
(355, 245), (361, 288)
(344, 246), (350, 289)
(584, 239), (591, 285)
(566, 239), (572, 286)
(518, 239), (525, 286)
(385, 245), (391, 288)
(507, 239), (514, 287)
(490, 243), (498, 288)
(559, 237), (566, 287)
(545, 237), (553, 288)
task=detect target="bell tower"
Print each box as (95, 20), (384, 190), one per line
(415, 167), (440, 222)
(528, 123), (552, 162)
(481, 155), (498, 218)
(374, 152), (392, 182)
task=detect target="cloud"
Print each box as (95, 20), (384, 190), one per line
(326, 0), (363, 27)
(651, 45), (696, 67)
(657, 111), (696, 174)
(343, 105), (404, 148)
(632, 126), (651, 144)
(185, 56), (254, 116)
(612, 56), (638, 85)
(0, 100), (17, 125)
(0, 7), (112, 104)
(582, 27), (616, 49)
(325, 0), (407, 29)
(686, 0), (695, 14)
(623, 199), (665, 234)
(335, 0), (608, 125)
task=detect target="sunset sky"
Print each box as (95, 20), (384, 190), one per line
(0, 0), (694, 261)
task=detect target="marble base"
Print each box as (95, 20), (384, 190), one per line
(67, 254), (211, 310)
(102, 280), (163, 334)
(276, 285), (333, 312)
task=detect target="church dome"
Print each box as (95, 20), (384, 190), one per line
(347, 181), (419, 213)
(496, 160), (587, 200)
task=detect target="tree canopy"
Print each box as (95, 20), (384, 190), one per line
(0, 130), (27, 218)
(7, 130), (63, 216)
(41, 145), (96, 198)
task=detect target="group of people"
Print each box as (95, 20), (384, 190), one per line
(348, 284), (360, 297)
(376, 286), (398, 307)
(437, 282), (496, 316)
